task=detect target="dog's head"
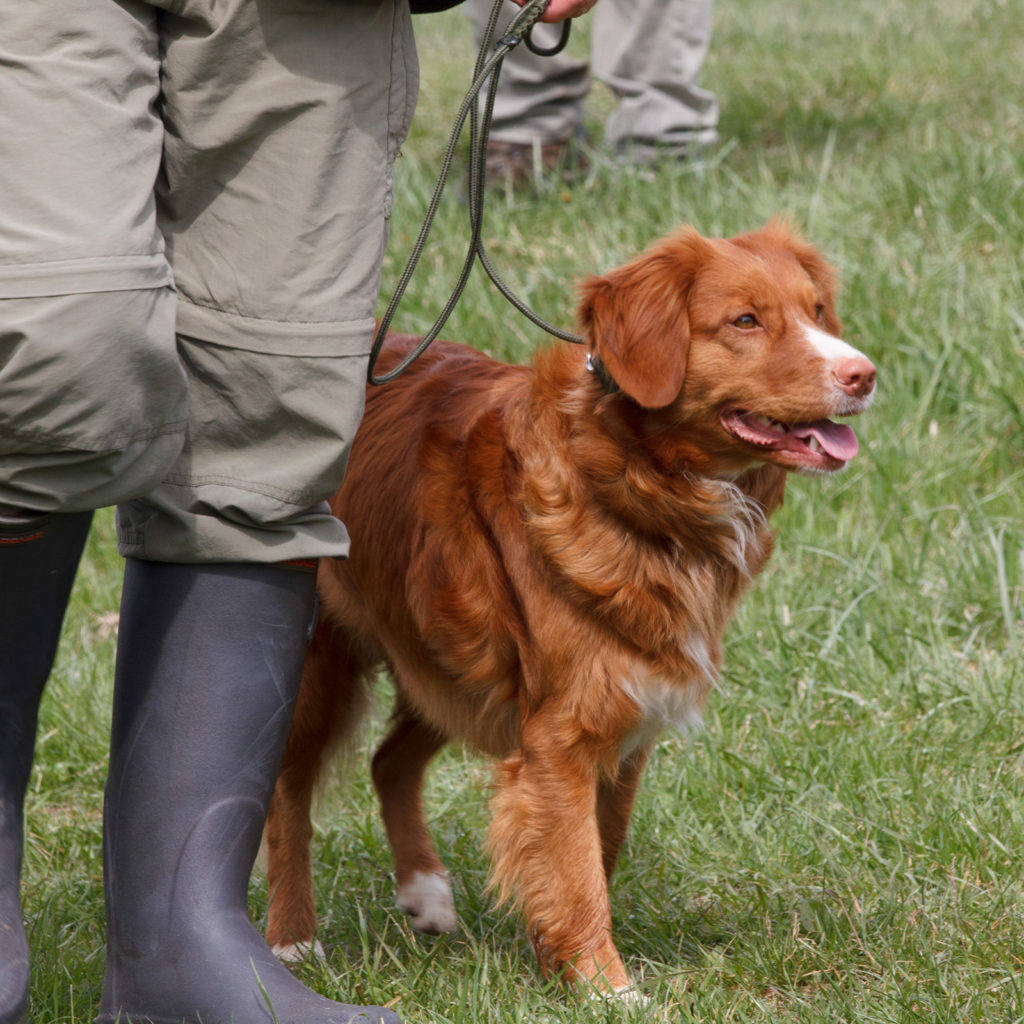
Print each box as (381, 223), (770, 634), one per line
(577, 223), (875, 476)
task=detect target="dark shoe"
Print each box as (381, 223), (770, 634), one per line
(97, 560), (399, 1024)
(484, 137), (589, 191)
(0, 511), (93, 1024)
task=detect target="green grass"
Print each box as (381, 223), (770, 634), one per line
(23, 0), (1024, 1020)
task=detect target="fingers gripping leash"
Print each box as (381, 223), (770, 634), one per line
(368, 0), (584, 386)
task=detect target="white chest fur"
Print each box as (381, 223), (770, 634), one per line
(619, 664), (709, 757)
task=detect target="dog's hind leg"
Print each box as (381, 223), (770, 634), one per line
(264, 617), (370, 962)
(597, 747), (650, 881)
(371, 697), (455, 934)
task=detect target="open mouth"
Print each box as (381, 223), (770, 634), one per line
(720, 409), (859, 470)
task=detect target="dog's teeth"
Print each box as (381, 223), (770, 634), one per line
(749, 413), (789, 435)
(807, 437), (822, 453)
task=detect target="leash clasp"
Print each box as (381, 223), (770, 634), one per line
(525, 17), (572, 57)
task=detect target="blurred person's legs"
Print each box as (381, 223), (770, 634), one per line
(465, 0), (718, 185)
(593, 0), (719, 162)
(465, 0), (591, 187)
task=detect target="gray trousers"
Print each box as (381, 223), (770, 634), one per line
(465, 0), (718, 151)
(0, 0), (418, 563)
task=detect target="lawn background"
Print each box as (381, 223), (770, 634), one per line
(22, 0), (1024, 1020)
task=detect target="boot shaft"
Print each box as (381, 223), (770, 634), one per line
(1, 508), (93, 844)
(104, 560), (318, 949)
(0, 510), (92, 1024)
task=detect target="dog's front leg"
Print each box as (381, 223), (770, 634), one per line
(488, 711), (632, 995)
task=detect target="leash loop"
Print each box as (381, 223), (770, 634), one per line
(368, 0), (583, 386)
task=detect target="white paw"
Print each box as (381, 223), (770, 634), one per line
(613, 984), (651, 1005)
(272, 938), (326, 963)
(581, 980), (651, 1005)
(396, 870), (457, 934)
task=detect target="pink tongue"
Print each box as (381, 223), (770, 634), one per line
(795, 420), (859, 461)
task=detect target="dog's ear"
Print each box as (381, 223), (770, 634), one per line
(576, 230), (706, 409)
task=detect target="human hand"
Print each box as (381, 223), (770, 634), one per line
(513, 0), (597, 22)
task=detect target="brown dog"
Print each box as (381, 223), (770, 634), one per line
(263, 223), (876, 995)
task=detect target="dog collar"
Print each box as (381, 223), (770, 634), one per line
(586, 352), (621, 396)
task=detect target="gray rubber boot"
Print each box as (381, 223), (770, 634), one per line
(0, 510), (93, 1024)
(97, 559), (399, 1024)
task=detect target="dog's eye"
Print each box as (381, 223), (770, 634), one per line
(733, 313), (759, 330)
(814, 304), (825, 322)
